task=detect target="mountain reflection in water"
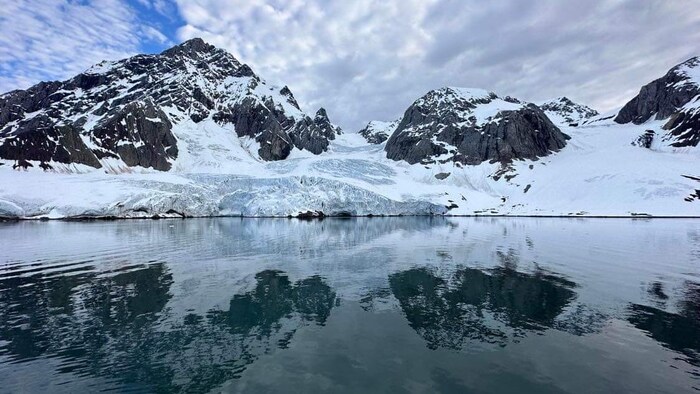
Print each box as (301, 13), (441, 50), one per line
(0, 265), (336, 393)
(0, 217), (698, 393)
(389, 266), (586, 349)
(628, 281), (700, 372)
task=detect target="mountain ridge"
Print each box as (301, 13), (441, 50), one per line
(0, 38), (341, 171)
(0, 39), (697, 219)
(538, 97), (599, 127)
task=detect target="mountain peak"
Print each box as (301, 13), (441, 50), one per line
(387, 87), (568, 165)
(616, 56), (700, 124)
(0, 36), (343, 170)
(538, 97), (598, 127)
(439, 87), (496, 101)
(558, 96), (573, 104)
(358, 120), (398, 144)
(411, 87), (500, 115)
(678, 56), (700, 68)
(161, 38), (219, 58)
(315, 107), (329, 120)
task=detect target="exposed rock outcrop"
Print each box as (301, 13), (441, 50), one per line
(615, 57), (700, 147)
(289, 108), (342, 154)
(385, 88), (569, 165)
(91, 100), (177, 171)
(632, 130), (656, 149)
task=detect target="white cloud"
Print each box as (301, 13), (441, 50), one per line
(0, 0), (166, 92)
(173, 0), (700, 130)
(3, 1), (699, 131)
(137, 0), (177, 19)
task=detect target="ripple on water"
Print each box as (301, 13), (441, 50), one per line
(0, 217), (698, 393)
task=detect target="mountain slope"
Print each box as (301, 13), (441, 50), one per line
(358, 120), (397, 144)
(384, 88), (569, 165)
(0, 38), (340, 171)
(538, 97), (599, 127)
(615, 57), (700, 148)
(0, 42), (697, 219)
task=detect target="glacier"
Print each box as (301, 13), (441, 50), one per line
(1, 120), (698, 219)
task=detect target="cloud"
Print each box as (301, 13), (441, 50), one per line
(2, 1), (699, 131)
(137, 0), (178, 20)
(174, 0), (700, 130)
(0, 0), (168, 93)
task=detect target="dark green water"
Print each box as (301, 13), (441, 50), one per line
(0, 218), (698, 393)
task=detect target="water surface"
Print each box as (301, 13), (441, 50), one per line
(0, 218), (699, 393)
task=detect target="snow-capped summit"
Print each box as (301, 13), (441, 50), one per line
(616, 56), (700, 148)
(384, 87), (569, 165)
(538, 97), (599, 127)
(358, 120), (398, 144)
(0, 38), (341, 171)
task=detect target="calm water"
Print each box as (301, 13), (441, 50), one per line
(0, 217), (699, 393)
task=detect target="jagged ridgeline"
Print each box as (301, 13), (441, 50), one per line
(384, 88), (570, 165)
(538, 97), (598, 127)
(0, 38), (341, 171)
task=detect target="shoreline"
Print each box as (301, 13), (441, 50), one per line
(2, 213), (699, 222)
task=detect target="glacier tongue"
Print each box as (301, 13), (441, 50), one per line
(0, 171), (446, 219)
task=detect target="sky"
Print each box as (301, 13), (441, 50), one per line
(1, 0), (700, 131)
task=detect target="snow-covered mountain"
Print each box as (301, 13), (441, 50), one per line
(0, 38), (340, 172)
(615, 56), (700, 149)
(358, 120), (397, 144)
(384, 87), (569, 165)
(538, 97), (599, 127)
(0, 40), (697, 219)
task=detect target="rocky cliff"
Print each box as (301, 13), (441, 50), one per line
(384, 88), (569, 165)
(615, 57), (700, 148)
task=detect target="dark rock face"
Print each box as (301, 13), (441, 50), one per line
(615, 57), (700, 147)
(360, 131), (388, 144)
(385, 88), (569, 165)
(632, 130), (656, 149)
(91, 101), (177, 171)
(217, 96), (295, 161)
(279, 86), (301, 110)
(662, 109), (700, 147)
(289, 108), (342, 155)
(0, 38), (340, 169)
(0, 115), (100, 169)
